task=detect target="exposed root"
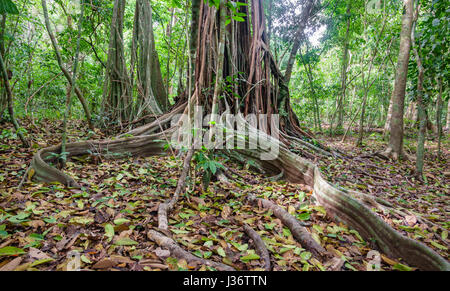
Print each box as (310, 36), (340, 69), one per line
(247, 194), (326, 259)
(28, 113), (450, 270)
(119, 103), (186, 138)
(268, 169), (284, 182)
(147, 230), (235, 271)
(233, 126), (449, 270)
(313, 167), (449, 271)
(380, 147), (413, 162)
(158, 148), (195, 230)
(30, 131), (172, 188)
(242, 223), (271, 271)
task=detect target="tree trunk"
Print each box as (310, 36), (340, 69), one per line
(436, 77), (443, 159)
(384, 0), (414, 159)
(299, 49), (322, 132)
(336, 1), (352, 130)
(132, 0), (168, 118)
(165, 8), (175, 98)
(189, 0), (202, 97)
(0, 13), (6, 120)
(383, 91), (394, 136)
(411, 8), (426, 177)
(445, 98), (450, 131)
(210, 0), (226, 119)
(0, 49), (29, 147)
(102, 0), (133, 124)
(283, 0), (314, 85)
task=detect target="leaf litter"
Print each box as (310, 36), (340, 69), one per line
(0, 119), (448, 271)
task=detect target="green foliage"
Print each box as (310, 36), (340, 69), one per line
(193, 147), (225, 190)
(225, 1), (247, 25)
(0, 0), (19, 14)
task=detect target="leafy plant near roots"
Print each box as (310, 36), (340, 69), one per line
(193, 146), (225, 190)
(0, 0), (449, 272)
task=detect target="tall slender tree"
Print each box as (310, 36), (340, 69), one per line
(383, 0), (415, 160)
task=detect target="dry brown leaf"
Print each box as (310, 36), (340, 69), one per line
(221, 205), (231, 219)
(381, 254), (398, 266)
(29, 247), (52, 260)
(405, 215), (417, 226)
(92, 258), (116, 269)
(0, 257), (23, 271)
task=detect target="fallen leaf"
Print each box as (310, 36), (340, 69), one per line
(0, 257), (23, 271)
(92, 258), (116, 269)
(405, 215), (417, 226)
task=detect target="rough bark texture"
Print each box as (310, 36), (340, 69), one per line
(132, 0), (167, 115)
(385, 0), (414, 159)
(283, 0), (314, 85)
(242, 224), (271, 271)
(247, 194), (326, 258)
(28, 0), (449, 271)
(147, 230), (235, 271)
(102, 0), (133, 123)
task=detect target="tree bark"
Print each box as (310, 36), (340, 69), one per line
(436, 78), (442, 159)
(0, 13), (6, 120)
(132, 0), (167, 118)
(413, 48), (425, 177)
(384, 0), (414, 159)
(445, 98), (450, 131)
(102, 0), (133, 124)
(0, 50), (29, 147)
(189, 0), (202, 97)
(283, 0), (314, 85)
(336, 1), (352, 130)
(411, 3), (425, 177)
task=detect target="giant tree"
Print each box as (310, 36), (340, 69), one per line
(29, 0), (449, 271)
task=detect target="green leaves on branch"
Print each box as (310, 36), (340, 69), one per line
(0, 0), (19, 15)
(226, 1), (247, 26)
(207, 0), (247, 26)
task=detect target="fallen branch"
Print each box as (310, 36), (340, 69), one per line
(147, 230), (235, 271)
(242, 223), (271, 271)
(247, 194), (326, 258)
(158, 148), (195, 230)
(28, 113), (450, 270)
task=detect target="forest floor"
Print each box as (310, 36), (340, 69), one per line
(0, 119), (448, 271)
